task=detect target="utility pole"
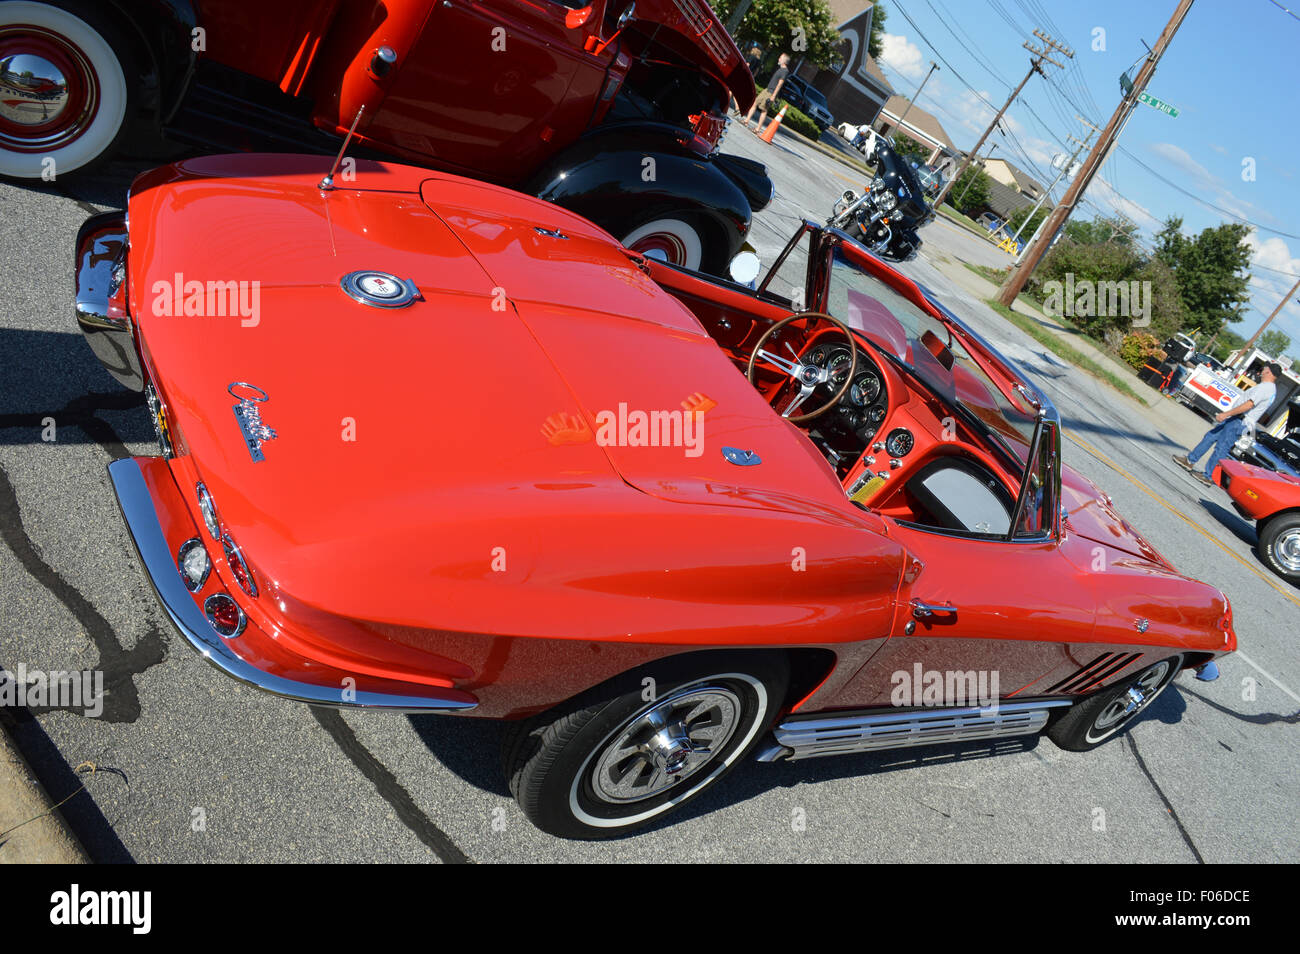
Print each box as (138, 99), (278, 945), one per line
(932, 29), (1073, 209)
(956, 140), (999, 205)
(1241, 274), (1300, 353)
(1009, 121), (1094, 250)
(998, 0), (1196, 306)
(896, 61), (939, 132)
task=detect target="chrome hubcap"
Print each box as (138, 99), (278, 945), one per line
(0, 29), (99, 151)
(591, 685), (741, 804)
(0, 53), (69, 125)
(1274, 528), (1300, 573)
(1092, 661), (1171, 735)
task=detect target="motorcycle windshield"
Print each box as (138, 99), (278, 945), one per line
(875, 147), (929, 209)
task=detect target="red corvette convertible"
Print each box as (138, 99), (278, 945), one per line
(75, 154), (1236, 838)
(1215, 459), (1300, 585)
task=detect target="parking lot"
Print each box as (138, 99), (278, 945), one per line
(1, 126), (1296, 863)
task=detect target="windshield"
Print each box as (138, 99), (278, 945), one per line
(824, 247), (1038, 463)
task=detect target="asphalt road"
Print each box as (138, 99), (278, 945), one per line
(1, 125), (1296, 864)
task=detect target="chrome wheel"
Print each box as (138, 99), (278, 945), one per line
(1273, 527), (1300, 573)
(0, 3), (131, 179)
(1085, 659), (1174, 744)
(590, 684), (742, 804)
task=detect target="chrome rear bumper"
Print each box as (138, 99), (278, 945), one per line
(108, 457), (478, 712)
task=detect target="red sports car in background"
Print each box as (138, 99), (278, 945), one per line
(1215, 459), (1300, 586)
(74, 153), (1235, 838)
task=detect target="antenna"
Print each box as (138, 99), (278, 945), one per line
(319, 106), (366, 192)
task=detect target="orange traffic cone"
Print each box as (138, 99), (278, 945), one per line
(759, 104), (787, 143)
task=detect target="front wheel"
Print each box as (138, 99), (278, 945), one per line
(1258, 513), (1300, 584)
(504, 654), (787, 839)
(620, 216), (705, 272)
(1047, 655), (1182, 752)
(0, 1), (136, 180)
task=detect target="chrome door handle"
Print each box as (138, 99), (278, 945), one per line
(911, 599), (957, 619)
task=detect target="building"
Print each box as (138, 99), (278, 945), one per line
(793, 2), (893, 129)
(981, 157), (1046, 201)
(958, 154), (1049, 222)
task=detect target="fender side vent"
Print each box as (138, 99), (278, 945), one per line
(1046, 652), (1142, 694)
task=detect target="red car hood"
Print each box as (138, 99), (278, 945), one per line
(1060, 466), (1172, 568)
(126, 157), (852, 585)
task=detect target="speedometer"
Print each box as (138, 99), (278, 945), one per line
(850, 371), (880, 405)
(827, 350), (853, 384)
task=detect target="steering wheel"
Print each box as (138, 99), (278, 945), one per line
(746, 311), (858, 423)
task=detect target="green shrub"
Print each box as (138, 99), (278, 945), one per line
(776, 101), (822, 140)
(1120, 331), (1162, 370)
(750, 82), (822, 141)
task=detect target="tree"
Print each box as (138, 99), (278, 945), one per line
(947, 165), (990, 215)
(709, 0), (842, 67)
(869, 2), (888, 60)
(890, 132), (928, 162)
(1006, 204), (1049, 238)
(1257, 329), (1292, 358)
(1154, 216), (1252, 338)
(1063, 216), (1137, 247)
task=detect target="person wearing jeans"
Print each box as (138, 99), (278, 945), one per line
(1174, 362), (1280, 484)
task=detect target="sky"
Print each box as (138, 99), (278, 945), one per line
(867, 0), (1300, 353)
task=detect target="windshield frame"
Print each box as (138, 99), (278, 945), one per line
(806, 223), (1062, 539)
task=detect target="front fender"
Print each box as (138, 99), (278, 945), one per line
(109, 0), (199, 122)
(522, 124), (753, 271)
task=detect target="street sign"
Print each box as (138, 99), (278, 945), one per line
(1138, 91), (1179, 117)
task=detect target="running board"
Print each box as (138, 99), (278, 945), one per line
(754, 699), (1073, 762)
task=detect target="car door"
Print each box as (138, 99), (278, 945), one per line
(364, 0), (618, 181)
(829, 420), (1101, 709)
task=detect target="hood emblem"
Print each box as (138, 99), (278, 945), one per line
(1134, 618), (1150, 634)
(340, 270), (421, 308)
(229, 382), (277, 462)
(722, 447), (761, 466)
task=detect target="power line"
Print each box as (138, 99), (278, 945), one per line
(1115, 144), (1300, 240)
(1266, 0), (1300, 22)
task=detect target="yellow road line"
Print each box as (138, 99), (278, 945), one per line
(1065, 432), (1300, 610)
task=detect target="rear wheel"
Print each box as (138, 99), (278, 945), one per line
(0, 1), (136, 180)
(504, 654), (786, 839)
(1047, 655), (1182, 752)
(1258, 513), (1300, 585)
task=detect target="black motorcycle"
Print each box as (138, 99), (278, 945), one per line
(827, 143), (932, 262)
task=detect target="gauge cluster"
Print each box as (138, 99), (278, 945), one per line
(799, 344), (892, 472)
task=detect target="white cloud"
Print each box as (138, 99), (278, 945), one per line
(878, 33), (927, 83)
(1148, 142), (1218, 191)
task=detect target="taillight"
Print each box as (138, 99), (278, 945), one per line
(221, 534), (258, 598)
(204, 594), (246, 638)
